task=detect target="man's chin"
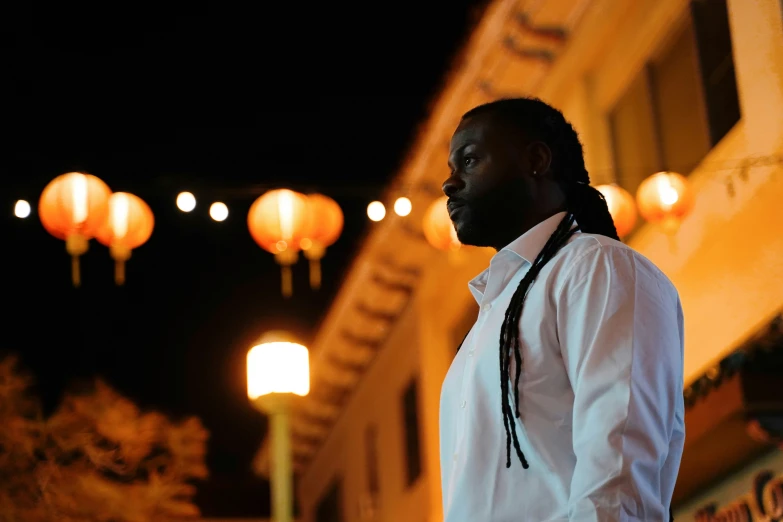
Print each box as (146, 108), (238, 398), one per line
(454, 222), (493, 248)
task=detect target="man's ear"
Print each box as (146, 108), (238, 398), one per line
(527, 141), (552, 176)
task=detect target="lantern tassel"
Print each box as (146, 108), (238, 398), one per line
(71, 255), (81, 288)
(281, 266), (293, 298)
(115, 260), (126, 286)
(66, 234), (89, 288)
(109, 246), (132, 287)
(309, 259), (321, 290)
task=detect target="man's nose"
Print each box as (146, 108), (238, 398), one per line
(442, 174), (463, 197)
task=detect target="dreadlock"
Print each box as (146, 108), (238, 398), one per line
(462, 98), (620, 470)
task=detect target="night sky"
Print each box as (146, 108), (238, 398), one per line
(3, 4), (488, 517)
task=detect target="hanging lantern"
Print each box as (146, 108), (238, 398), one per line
(595, 184), (637, 238)
(38, 172), (112, 287)
(94, 192), (154, 285)
(301, 194), (343, 290)
(636, 171), (694, 234)
(422, 196), (461, 252)
(248, 189), (311, 298)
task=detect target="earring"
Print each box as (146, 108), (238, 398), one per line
(533, 170), (537, 175)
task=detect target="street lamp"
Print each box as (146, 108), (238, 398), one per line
(247, 331), (310, 522)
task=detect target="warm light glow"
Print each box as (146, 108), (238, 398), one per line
(596, 184), (637, 238)
(423, 196), (461, 251)
(110, 193), (130, 239)
(278, 190), (294, 240)
(14, 200), (30, 218)
(71, 173), (88, 225)
(177, 192), (196, 212)
(656, 178), (680, 208)
(636, 171), (693, 233)
(247, 341), (310, 399)
(367, 201), (386, 222)
(393, 197), (412, 217)
(210, 202), (228, 222)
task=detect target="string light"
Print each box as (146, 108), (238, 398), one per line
(177, 192), (196, 212)
(393, 197), (412, 217)
(210, 202), (229, 222)
(14, 200), (31, 218)
(367, 201), (386, 222)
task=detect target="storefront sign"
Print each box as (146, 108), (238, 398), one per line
(692, 470), (783, 521)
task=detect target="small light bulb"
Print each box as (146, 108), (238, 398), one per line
(367, 201), (386, 222)
(394, 197), (412, 217)
(177, 192), (196, 212)
(14, 200), (31, 218)
(210, 202), (229, 222)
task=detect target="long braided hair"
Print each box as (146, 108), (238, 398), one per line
(461, 98), (620, 469)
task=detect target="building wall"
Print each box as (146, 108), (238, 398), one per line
(297, 1), (783, 521)
(298, 301), (429, 522)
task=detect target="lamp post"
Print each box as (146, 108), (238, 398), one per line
(247, 331), (310, 522)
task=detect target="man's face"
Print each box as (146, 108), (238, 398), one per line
(444, 113), (534, 248)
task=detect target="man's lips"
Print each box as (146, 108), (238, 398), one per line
(447, 201), (465, 219)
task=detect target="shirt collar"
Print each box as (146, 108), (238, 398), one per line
(468, 212), (570, 303)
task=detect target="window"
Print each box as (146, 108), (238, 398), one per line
(690, 0), (741, 145)
(401, 377), (422, 486)
(316, 479), (343, 522)
(609, 0), (740, 195)
(365, 424), (380, 496)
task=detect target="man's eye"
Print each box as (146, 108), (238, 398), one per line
(464, 156), (477, 167)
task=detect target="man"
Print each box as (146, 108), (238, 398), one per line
(439, 98), (685, 522)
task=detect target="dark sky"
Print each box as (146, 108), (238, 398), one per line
(3, 4), (487, 516)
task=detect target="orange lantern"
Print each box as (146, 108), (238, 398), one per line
(422, 196), (461, 252)
(595, 184), (637, 239)
(38, 172), (112, 287)
(94, 192), (154, 285)
(248, 189), (311, 298)
(636, 171), (694, 234)
(301, 194), (343, 290)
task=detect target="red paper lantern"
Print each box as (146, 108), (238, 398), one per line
(636, 171), (694, 234)
(38, 172), (112, 286)
(422, 196), (461, 252)
(301, 194), (343, 290)
(95, 192), (155, 285)
(595, 184), (637, 238)
(248, 189), (311, 297)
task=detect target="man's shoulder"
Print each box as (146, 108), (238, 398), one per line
(556, 233), (677, 291)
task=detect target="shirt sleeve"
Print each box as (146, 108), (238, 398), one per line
(556, 244), (684, 522)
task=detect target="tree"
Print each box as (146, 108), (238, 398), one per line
(0, 356), (209, 522)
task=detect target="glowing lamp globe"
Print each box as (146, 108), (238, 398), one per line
(95, 192), (155, 285)
(301, 194), (344, 290)
(247, 331), (310, 413)
(38, 172), (112, 287)
(423, 196), (461, 252)
(248, 189), (312, 297)
(595, 184), (637, 238)
(636, 171), (694, 234)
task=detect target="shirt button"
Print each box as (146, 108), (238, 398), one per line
(482, 303), (492, 311)
(452, 453), (458, 462)
(461, 400), (467, 408)
(468, 350), (474, 357)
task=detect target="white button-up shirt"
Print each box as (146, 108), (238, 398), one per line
(440, 213), (685, 522)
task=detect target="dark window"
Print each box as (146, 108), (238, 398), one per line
(609, 1), (740, 194)
(316, 479), (343, 522)
(365, 425), (380, 496)
(690, 0), (741, 145)
(650, 19), (712, 174)
(402, 378), (422, 486)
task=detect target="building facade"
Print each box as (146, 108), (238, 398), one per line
(255, 0), (783, 521)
